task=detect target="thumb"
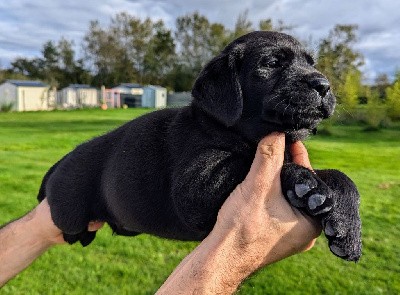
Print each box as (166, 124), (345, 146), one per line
(290, 141), (313, 170)
(241, 133), (285, 200)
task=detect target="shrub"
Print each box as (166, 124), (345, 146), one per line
(0, 102), (13, 112)
(385, 80), (400, 121)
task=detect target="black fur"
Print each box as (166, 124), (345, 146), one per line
(38, 31), (361, 260)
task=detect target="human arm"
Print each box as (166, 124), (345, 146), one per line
(156, 133), (321, 294)
(0, 199), (103, 287)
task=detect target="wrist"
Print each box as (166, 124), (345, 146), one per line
(20, 211), (55, 248)
(195, 226), (261, 292)
(21, 206), (60, 247)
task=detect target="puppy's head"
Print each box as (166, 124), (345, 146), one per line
(192, 31), (336, 142)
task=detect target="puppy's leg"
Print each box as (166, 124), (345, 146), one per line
(44, 160), (99, 247)
(171, 151), (251, 239)
(315, 169), (362, 261)
(281, 164), (362, 261)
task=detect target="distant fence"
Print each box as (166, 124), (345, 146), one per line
(167, 92), (192, 107)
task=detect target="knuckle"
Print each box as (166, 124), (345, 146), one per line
(258, 143), (275, 157)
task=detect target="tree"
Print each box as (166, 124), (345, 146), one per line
(317, 24), (364, 101)
(176, 12), (213, 71)
(373, 73), (391, 101)
(339, 70), (361, 109)
(174, 12), (230, 90)
(41, 41), (61, 86)
(232, 10), (253, 39)
(0, 63), (26, 81)
(83, 13), (178, 87)
(57, 38), (91, 88)
(115, 13), (154, 83)
(385, 73), (400, 120)
(142, 20), (176, 85)
(83, 19), (133, 86)
(9, 38), (90, 88)
(11, 57), (43, 78)
(259, 18), (293, 32)
(208, 23), (231, 56)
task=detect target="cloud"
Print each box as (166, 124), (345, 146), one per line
(1, 0), (400, 81)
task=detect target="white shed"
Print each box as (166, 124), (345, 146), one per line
(112, 83), (143, 95)
(0, 80), (50, 111)
(142, 85), (167, 108)
(58, 84), (98, 108)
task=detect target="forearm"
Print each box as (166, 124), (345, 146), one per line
(157, 226), (263, 295)
(0, 211), (54, 287)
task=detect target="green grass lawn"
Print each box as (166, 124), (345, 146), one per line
(0, 109), (399, 294)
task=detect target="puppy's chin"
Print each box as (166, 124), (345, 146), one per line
(284, 128), (313, 142)
(234, 117), (317, 144)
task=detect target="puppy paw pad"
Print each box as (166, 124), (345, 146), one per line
(294, 183), (311, 198)
(287, 190), (305, 207)
(313, 206), (332, 215)
(308, 194), (326, 210)
(324, 221), (336, 237)
(329, 244), (347, 258)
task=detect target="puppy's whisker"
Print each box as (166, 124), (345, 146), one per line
(341, 106), (355, 118)
(283, 103), (291, 117)
(265, 94), (279, 104)
(273, 99), (285, 110)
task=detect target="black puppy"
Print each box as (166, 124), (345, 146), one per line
(38, 31), (361, 261)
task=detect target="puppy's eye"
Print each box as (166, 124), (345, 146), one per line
(261, 56), (280, 68)
(305, 54), (315, 66)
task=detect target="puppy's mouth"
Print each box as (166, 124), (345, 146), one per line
(261, 108), (325, 141)
(261, 91), (336, 141)
(263, 108), (323, 128)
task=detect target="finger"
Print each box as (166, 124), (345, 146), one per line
(290, 141), (313, 170)
(303, 238), (317, 252)
(88, 221), (104, 232)
(242, 133), (285, 197)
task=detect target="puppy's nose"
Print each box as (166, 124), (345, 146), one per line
(308, 78), (330, 97)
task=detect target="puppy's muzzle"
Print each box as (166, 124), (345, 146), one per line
(308, 77), (330, 98)
(308, 77), (335, 119)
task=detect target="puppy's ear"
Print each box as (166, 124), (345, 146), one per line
(192, 44), (245, 127)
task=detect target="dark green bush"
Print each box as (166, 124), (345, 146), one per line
(0, 102), (13, 112)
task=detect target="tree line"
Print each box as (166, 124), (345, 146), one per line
(0, 11), (399, 122)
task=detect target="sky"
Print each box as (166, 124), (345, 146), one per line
(1, 0), (400, 82)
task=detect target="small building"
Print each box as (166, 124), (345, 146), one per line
(58, 84), (98, 108)
(112, 83), (143, 96)
(111, 83), (143, 108)
(0, 80), (50, 111)
(142, 85), (167, 108)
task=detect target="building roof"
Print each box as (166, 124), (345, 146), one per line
(65, 84), (96, 89)
(144, 85), (166, 90)
(6, 80), (48, 87)
(115, 83), (142, 89)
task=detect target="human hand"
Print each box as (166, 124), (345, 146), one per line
(29, 198), (104, 245)
(210, 133), (321, 273)
(157, 133), (322, 294)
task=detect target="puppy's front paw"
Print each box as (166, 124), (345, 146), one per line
(321, 209), (362, 261)
(282, 165), (362, 261)
(281, 163), (334, 216)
